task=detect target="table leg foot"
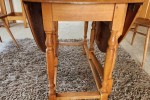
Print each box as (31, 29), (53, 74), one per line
(107, 79), (113, 94)
(101, 93), (108, 100)
(49, 94), (56, 100)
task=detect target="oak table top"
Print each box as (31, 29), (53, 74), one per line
(23, 0), (144, 3)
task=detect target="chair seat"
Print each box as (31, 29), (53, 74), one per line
(0, 13), (7, 19)
(134, 17), (150, 27)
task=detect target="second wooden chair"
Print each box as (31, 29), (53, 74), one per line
(131, 18), (150, 68)
(0, 13), (19, 48)
(131, 0), (150, 68)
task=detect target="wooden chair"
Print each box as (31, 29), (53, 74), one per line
(0, 13), (19, 48)
(131, 0), (150, 68)
(131, 18), (150, 68)
(0, 0), (28, 28)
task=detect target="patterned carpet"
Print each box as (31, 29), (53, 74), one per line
(0, 38), (150, 100)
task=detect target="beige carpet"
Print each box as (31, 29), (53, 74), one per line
(0, 38), (150, 100)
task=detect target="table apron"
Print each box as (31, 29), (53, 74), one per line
(52, 4), (115, 21)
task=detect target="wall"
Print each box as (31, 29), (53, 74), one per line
(4, 0), (23, 22)
(5, 0), (22, 13)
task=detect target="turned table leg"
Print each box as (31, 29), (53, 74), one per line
(101, 30), (118, 100)
(42, 3), (56, 100)
(53, 21), (59, 86)
(46, 32), (56, 100)
(53, 21), (59, 66)
(101, 4), (128, 100)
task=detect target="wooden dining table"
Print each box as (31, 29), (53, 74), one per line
(22, 0), (144, 100)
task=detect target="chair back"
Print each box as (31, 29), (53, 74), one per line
(139, 0), (150, 19)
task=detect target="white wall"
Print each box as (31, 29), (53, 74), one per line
(5, 0), (22, 13)
(12, 0), (22, 12)
(4, 0), (23, 22)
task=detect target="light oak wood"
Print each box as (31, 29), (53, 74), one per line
(59, 42), (83, 46)
(101, 4), (128, 99)
(22, 0), (143, 100)
(53, 21), (58, 66)
(90, 52), (104, 78)
(89, 22), (96, 59)
(7, 13), (24, 20)
(84, 44), (102, 90)
(42, 3), (56, 100)
(147, 4), (150, 19)
(139, 0), (150, 18)
(87, 21), (104, 90)
(53, 22), (58, 87)
(57, 92), (100, 100)
(23, 0), (144, 3)
(52, 4), (114, 21)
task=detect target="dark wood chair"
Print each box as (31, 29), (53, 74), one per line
(0, 13), (19, 48)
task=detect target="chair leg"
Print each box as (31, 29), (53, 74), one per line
(0, 36), (2, 42)
(141, 28), (150, 68)
(131, 24), (138, 45)
(1, 18), (19, 48)
(53, 21), (58, 66)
